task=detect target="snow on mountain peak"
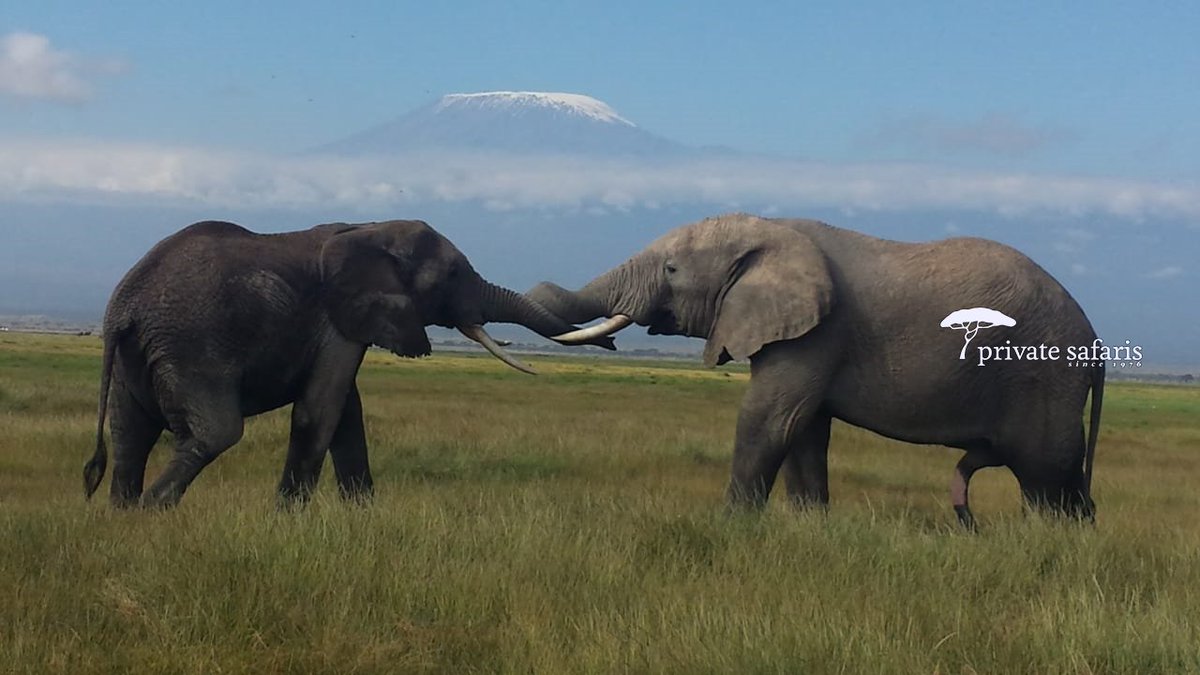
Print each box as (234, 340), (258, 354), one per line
(436, 91), (635, 127)
(316, 89), (688, 157)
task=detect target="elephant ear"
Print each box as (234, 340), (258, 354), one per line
(319, 228), (431, 358)
(703, 226), (834, 367)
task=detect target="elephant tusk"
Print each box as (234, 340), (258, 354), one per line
(552, 314), (633, 343)
(458, 324), (536, 375)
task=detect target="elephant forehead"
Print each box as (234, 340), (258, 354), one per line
(384, 223), (454, 260)
(651, 225), (712, 252)
(657, 214), (766, 253)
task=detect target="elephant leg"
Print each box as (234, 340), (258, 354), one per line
(781, 414), (832, 509)
(1002, 411), (1093, 521)
(1010, 425), (1092, 521)
(950, 449), (1002, 530)
(726, 343), (831, 509)
(277, 345), (365, 506)
(1015, 464), (1090, 519)
(142, 388), (244, 509)
(328, 383), (373, 503)
(276, 402), (331, 505)
(107, 383), (164, 508)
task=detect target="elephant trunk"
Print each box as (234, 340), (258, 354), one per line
(524, 280), (609, 325)
(479, 279), (614, 349)
(524, 256), (650, 343)
(528, 255), (650, 320)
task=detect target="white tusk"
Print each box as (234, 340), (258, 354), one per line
(458, 324), (536, 375)
(552, 315), (634, 343)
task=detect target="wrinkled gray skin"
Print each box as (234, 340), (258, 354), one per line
(84, 219), (610, 509)
(528, 214), (1104, 526)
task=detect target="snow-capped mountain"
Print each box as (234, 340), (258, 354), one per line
(436, 92), (635, 126)
(317, 91), (688, 157)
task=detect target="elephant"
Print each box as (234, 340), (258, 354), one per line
(528, 213), (1104, 526)
(83, 219), (612, 509)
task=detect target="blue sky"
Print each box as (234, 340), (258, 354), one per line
(1, 2), (1198, 363)
(4, 1), (1199, 177)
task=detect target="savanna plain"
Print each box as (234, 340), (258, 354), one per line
(1, 332), (1198, 674)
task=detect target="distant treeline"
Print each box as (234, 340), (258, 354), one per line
(1106, 370), (1196, 385)
(433, 339), (700, 361)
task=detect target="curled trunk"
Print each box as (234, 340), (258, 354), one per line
(524, 257), (648, 325)
(479, 280), (614, 349)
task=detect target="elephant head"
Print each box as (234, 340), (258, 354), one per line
(320, 220), (612, 373)
(528, 214), (834, 366)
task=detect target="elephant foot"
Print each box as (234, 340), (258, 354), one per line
(108, 492), (142, 510)
(140, 486), (184, 510)
(274, 489), (314, 513)
(953, 505), (977, 531)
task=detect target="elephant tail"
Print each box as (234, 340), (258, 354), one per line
(1083, 361), (1105, 499)
(83, 328), (119, 499)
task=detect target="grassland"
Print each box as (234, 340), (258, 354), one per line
(1, 332), (1198, 674)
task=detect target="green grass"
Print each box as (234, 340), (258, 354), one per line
(1, 332), (1198, 673)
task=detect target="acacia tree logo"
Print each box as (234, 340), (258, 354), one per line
(940, 307), (1017, 359)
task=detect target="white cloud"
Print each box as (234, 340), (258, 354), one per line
(1, 138), (1198, 219)
(1070, 263), (1088, 276)
(1146, 265), (1184, 280)
(0, 32), (126, 103)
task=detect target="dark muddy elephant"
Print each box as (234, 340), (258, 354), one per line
(84, 219), (611, 508)
(529, 214), (1104, 526)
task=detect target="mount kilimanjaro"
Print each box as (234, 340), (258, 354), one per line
(317, 91), (689, 158)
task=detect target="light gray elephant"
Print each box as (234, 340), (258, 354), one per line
(528, 214), (1104, 526)
(84, 219), (612, 509)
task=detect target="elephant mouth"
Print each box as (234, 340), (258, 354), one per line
(645, 309), (679, 336)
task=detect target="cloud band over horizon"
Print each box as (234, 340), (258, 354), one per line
(1, 139), (1198, 221)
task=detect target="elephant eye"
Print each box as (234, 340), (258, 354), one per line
(665, 262), (677, 274)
